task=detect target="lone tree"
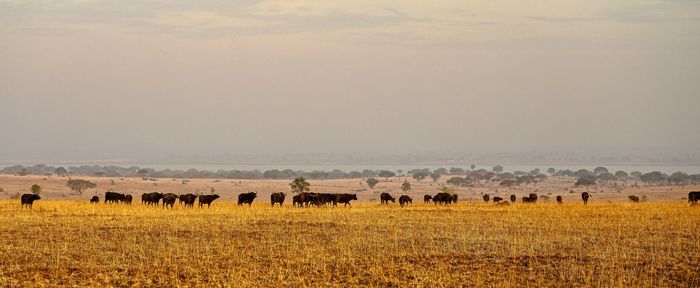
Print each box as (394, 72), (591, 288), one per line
(412, 171), (428, 182)
(547, 168), (556, 175)
(366, 178), (380, 189)
(289, 177), (311, 193)
(430, 172), (441, 182)
(401, 180), (411, 193)
(378, 170), (396, 180)
(492, 165), (504, 172)
(137, 168), (149, 177)
(574, 175), (597, 189)
(66, 179), (96, 195)
(30, 184), (41, 195)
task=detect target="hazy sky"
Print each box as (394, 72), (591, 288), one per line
(1, 1), (699, 161)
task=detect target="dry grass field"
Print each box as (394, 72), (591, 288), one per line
(1, 200), (699, 287)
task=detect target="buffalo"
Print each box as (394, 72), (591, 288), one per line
(142, 192), (163, 206)
(581, 192), (591, 205)
(522, 196), (531, 203)
(90, 196), (99, 204)
(628, 195), (640, 203)
(424, 195), (432, 204)
(556, 195), (563, 204)
(199, 194), (220, 208)
(335, 193), (358, 207)
(292, 195), (302, 207)
(452, 194), (458, 203)
(482, 194), (490, 203)
(105, 191), (126, 204)
(399, 195), (412, 207)
(271, 192), (286, 207)
(380, 193), (395, 205)
(317, 193), (337, 206)
(688, 191), (700, 204)
(297, 192), (317, 207)
(238, 192), (257, 206)
(21, 194), (40, 208)
(529, 193), (538, 203)
(493, 197), (503, 203)
(510, 194), (516, 203)
(123, 194), (132, 204)
(162, 193), (178, 208)
(179, 194), (197, 208)
(433, 193), (453, 205)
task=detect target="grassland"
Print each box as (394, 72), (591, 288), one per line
(1, 200), (698, 287)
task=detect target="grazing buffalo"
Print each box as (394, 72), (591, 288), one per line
(90, 196), (99, 204)
(105, 191), (126, 204)
(199, 194), (220, 208)
(142, 192), (163, 206)
(317, 193), (336, 206)
(433, 193), (453, 205)
(380, 193), (395, 205)
(493, 197), (503, 203)
(292, 195), (303, 207)
(688, 191), (700, 204)
(452, 194), (458, 203)
(179, 194), (197, 208)
(297, 192), (316, 207)
(529, 193), (538, 203)
(424, 195), (432, 204)
(482, 194), (490, 203)
(522, 196), (531, 203)
(123, 194), (132, 204)
(399, 195), (412, 207)
(21, 194), (40, 208)
(335, 194), (358, 207)
(162, 193), (178, 208)
(238, 192), (257, 206)
(556, 195), (563, 204)
(628, 195), (640, 203)
(271, 192), (286, 207)
(510, 195), (516, 203)
(581, 192), (591, 205)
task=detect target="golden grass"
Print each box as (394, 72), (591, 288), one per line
(0, 200), (698, 287)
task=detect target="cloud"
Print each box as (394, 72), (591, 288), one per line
(149, 10), (276, 29)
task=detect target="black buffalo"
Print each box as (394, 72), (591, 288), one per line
(179, 194), (197, 208)
(142, 192), (163, 206)
(452, 194), (458, 203)
(482, 194), (490, 203)
(399, 195), (412, 207)
(433, 193), (453, 205)
(90, 196), (99, 204)
(628, 195), (640, 203)
(105, 191), (126, 204)
(271, 192), (286, 207)
(493, 197), (503, 203)
(297, 192), (317, 207)
(522, 196), (531, 203)
(21, 194), (40, 208)
(424, 195), (432, 204)
(510, 195), (516, 203)
(238, 192), (257, 206)
(123, 194), (132, 204)
(688, 191), (700, 204)
(199, 194), (220, 208)
(581, 192), (591, 205)
(335, 194), (358, 207)
(556, 195), (563, 204)
(162, 193), (178, 208)
(529, 193), (538, 203)
(380, 193), (395, 205)
(317, 193), (337, 206)
(292, 195), (302, 207)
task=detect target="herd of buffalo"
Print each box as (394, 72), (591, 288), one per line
(17, 190), (700, 209)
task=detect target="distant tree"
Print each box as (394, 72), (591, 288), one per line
(597, 172), (617, 184)
(366, 178), (380, 189)
(574, 169), (594, 178)
(614, 171), (629, 179)
(446, 176), (473, 187)
(669, 172), (689, 185)
(517, 174), (535, 185)
(593, 167), (609, 175)
(30, 184), (41, 195)
(499, 179), (517, 187)
(18, 168), (29, 176)
(449, 167), (465, 175)
(137, 169), (149, 177)
(630, 171), (643, 179)
(289, 177), (311, 193)
(546, 168), (556, 175)
(396, 170), (404, 176)
(66, 179), (96, 195)
(529, 168), (540, 175)
(54, 167), (68, 177)
(430, 172), (441, 182)
(575, 175), (597, 189)
(640, 171), (667, 184)
(401, 180), (411, 193)
(470, 164), (476, 170)
(378, 170), (396, 180)
(412, 171), (429, 182)
(433, 168), (448, 175)
(492, 165), (504, 172)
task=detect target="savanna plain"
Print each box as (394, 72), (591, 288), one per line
(0, 174), (699, 287)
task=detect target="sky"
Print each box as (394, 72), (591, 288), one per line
(1, 0), (699, 162)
